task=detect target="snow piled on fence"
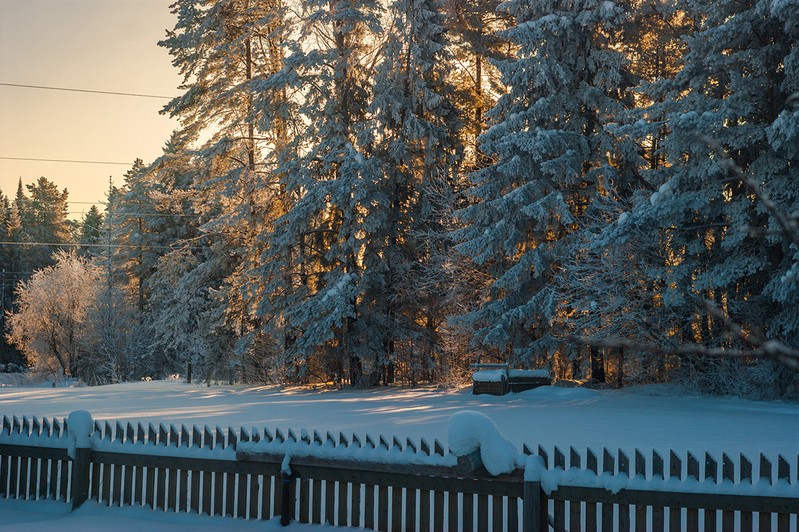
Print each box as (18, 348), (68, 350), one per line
(238, 429), (456, 468)
(89, 435), (236, 460)
(66, 410), (92, 458)
(447, 410), (519, 475)
(523, 454), (799, 498)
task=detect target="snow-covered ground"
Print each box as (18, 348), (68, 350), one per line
(0, 499), (349, 531)
(1, 381), (797, 529)
(1, 381), (796, 459)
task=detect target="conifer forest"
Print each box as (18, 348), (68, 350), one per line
(0, 0), (797, 398)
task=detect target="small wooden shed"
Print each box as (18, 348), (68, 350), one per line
(471, 364), (551, 395)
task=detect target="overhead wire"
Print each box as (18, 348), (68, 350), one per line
(0, 156), (131, 166)
(0, 241), (205, 251)
(0, 80), (175, 171)
(14, 208), (195, 218)
(0, 82), (173, 100)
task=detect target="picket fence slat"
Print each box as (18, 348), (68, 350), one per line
(297, 477), (308, 522)
(391, 485), (403, 530)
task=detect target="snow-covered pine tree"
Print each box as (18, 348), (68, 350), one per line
(253, 0), (386, 385)
(160, 0), (292, 380)
(455, 0), (633, 372)
(366, 0), (463, 383)
(19, 177), (72, 272)
(553, 0), (694, 385)
(442, 0), (511, 173)
(598, 0), (799, 395)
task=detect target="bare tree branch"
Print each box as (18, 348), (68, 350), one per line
(573, 335), (799, 371)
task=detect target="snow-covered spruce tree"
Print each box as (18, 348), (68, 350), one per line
(79, 206), (104, 251)
(357, 0), (466, 384)
(252, 0), (387, 385)
(1, 196), (25, 360)
(160, 0), (291, 381)
(3, 199), (25, 306)
(553, 0), (695, 386)
(455, 0), (634, 372)
(112, 159), (161, 316)
(130, 132), (204, 377)
(109, 149), (201, 379)
(598, 0), (799, 396)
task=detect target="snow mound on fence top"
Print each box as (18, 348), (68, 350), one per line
(447, 411), (519, 476)
(66, 410), (93, 458)
(523, 454), (799, 498)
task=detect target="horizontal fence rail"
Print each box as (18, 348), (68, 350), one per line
(1, 413), (798, 531)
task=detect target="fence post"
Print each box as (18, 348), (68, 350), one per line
(67, 410), (94, 510)
(71, 447), (91, 509)
(523, 480), (548, 531)
(280, 471), (294, 525)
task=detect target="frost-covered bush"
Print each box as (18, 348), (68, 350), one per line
(680, 358), (784, 400)
(0, 363), (25, 374)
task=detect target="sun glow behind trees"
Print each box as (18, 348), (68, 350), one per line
(1, 0), (797, 397)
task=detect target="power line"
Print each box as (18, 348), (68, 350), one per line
(0, 82), (173, 100)
(0, 156), (131, 166)
(16, 209), (196, 218)
(0, 241), (203, 251)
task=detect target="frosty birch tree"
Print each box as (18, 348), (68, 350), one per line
(6, 251), (100, 379)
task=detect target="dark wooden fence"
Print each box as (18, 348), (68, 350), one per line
(1, 414), (797, 531)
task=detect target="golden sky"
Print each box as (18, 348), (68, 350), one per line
(0, 0), (181, 218)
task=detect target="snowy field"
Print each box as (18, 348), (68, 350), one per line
(1, 381), (798, 529)
(1, 380), (796, 460)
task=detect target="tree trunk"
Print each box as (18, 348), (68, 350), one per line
(590, 346), (605, 383)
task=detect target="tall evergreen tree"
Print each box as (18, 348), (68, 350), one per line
(254, 0), (386, 384)
(596, 0), (799, 395)
(553, 0), (695, 385)
(20, 177), (72, 271)
(366, 0), (464, 382)
(160, 0), (292, 380)
(442, 0), (511, 173)
(80, 205), (104, 251)
(455, 0), (634, 372)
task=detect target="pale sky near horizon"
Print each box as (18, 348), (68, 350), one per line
(0, 0), (182, 219)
